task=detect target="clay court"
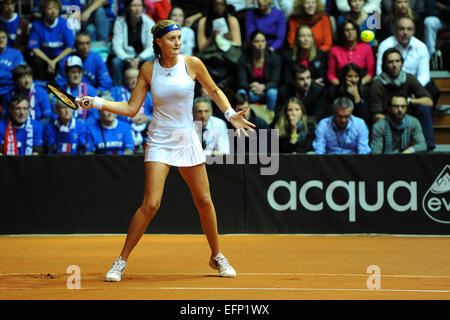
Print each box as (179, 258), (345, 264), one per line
(1, 234), (449, 300)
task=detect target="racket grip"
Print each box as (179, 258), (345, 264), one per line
(75, 98), (91, 107)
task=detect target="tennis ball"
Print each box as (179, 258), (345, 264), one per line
(360, 30), (375, 43)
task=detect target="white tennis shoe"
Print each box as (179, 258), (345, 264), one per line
(209, 253), (236, 278)
(105, 257), (127, 282)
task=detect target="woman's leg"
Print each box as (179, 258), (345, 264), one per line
(119, 161), (171, 261)
(178, 163), (220, 256)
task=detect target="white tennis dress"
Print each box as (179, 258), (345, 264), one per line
(145, 54), (206, 166)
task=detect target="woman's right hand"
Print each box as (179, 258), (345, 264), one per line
(76, 96), (94, 109)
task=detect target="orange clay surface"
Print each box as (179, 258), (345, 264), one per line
(0, 234), (449, 300)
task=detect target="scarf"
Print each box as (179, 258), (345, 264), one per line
(294, 12), (327, 26)
(54, 118), (76, 154)
(376, 70), (407, 87)
(384, 115), (408, 153)
(4, 117), (33, 155)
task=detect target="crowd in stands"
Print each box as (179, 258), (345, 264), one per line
(0, 0), (449, 156)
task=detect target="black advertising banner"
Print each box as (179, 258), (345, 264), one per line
(244, 154), (450, 234)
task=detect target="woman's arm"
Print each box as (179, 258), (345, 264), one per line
(78, 62), (152, 117)
(228, 16), (242, 46)
(197, 17), (211, 52)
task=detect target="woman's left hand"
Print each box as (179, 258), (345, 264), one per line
(229, 110), (256, 138)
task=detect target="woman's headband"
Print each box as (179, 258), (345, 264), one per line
(155, 24), (181, 39)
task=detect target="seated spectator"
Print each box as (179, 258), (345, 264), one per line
(44, 100), (87, 154)
(193, 96), (230, 156)
(170, 0), (209, 29)
(82, 0), (117, 42)
(313, 96), (371, 154)
(377, 17), (440, 107)
(424, 0), (450, 58)
(12, 64), (52, 125)
(333, 0), (381, 15)
(0, 24), (24, 119)
(271, 0), (295, 18)
(28, 0), (74, 81)
(287, 0), (332, 51)
(197, 0), (242, 52)
(110, 68), (153, 150)
(56, 55), (99, 125)
(237, 30), (281, 112)
(274, 97), (316, 154)
(282, 24), (327, 86)
(169, 6), (196, 56)
(0, 93), (44, 155)
(336, 0), (377, 47)
(369, 47), (435, 151)
(85, 109), (135, 154)
(328, 19), (374, 86)
(328, 63), (371, 125)
(144, 0), (172, 23)
(279, 64), (328, 122)
(371, 92), (426, 154)
(245, 0), (287, 52)
(378, 0), (423, 42)
(33, 0), (84, 19)
(0, 0), (30, 55)
(56, 31), (113, 95)
(111, 0), (155, 86)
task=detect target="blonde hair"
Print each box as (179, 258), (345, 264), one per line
(274, 97), (311, 138)
(293, 0), (325, 16)
(151, 19), (178, 59)
(292, 25), (317, 62)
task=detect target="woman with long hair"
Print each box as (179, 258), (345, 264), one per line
(76, 19), (255, 282)
(274, 97), (316, 153)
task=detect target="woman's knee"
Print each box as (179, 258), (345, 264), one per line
(140, 200), (161, 218)
(194, 194), (214, 210)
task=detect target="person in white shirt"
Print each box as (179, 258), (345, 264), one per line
(376, 16), (440, 106)
(193, 96), (230, 156)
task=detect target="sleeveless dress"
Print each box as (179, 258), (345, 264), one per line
(144, 55), (206, 166)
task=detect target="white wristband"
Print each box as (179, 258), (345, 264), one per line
(224, 108), (236, 122)
(93, 97), (104, 110)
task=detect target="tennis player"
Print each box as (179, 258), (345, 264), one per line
(76, 19), (255, 282)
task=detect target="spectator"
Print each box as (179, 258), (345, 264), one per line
(111, 0), (155, 86)
(56, 32), (113, 95)
(282, 24), (327, 86)
(0, 0), (31, 55)
(85, 109), (135, 154)
(144, 0), (172, 23)
(28, 0), (74, 81)
(328, 19), (375, 86)
(336, 0), (377, 47)
(328, 63), (371, 125)
(197, 0), (242, 53)
(271, 0), (296, 18)
(0, 25), (24, 119)
(237, 30), (281, 113)
(371, 92), (426, 154)
(82, 0), (117, 42)
(274, 97), (316, 153)
(226, 0), (256, 12)
(333, 0), (381, 14)
(287, 0), (333, 51)
(369, 47), (435, 151)
(170, 0), (209, 29)
(44, 100), (87, 154)
(33, 0), (84, 19)
(57, 55), (99, 125)
(424, 0), (450, 58)
(313, 96), (371, 154)
(245, 0), (287, 52)
(193, 96), (230, 156)
(12, 64), (52, 125)
(0, 93), (44, 155)
(169, 6), (196, 56)
(378, 0), (423, 42)
(110, 68), (153, 151)
(279, 64), (328, 122)
(377, 17), (440, 107)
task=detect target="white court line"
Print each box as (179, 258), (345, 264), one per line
(1, 287), (449, 294)
(1, 272), (450, 279)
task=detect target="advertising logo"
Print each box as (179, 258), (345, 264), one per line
(422, 165), (450, 224)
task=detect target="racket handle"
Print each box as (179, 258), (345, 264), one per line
(75, 98), (90, 107)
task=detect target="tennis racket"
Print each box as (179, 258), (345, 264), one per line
(46, 81), (90, 110)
